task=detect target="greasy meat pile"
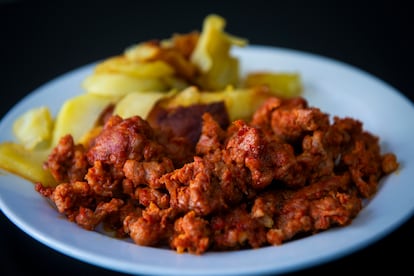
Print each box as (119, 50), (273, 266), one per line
(35, 96), (399, 254)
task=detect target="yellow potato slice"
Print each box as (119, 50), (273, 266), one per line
(0, 142), (56, 186)
(12, 106), (53, 150)
(94, 56), (175, 79)
(113, 91), (174, 119)
(214, 88), (273, 122)
(124, 42), (161, 62)
(162, 86), (202, 107)
(191, 14), (247, 90)
(243, 72), (303, 98)
(52, 93), (114, 146)
(82, 73), (169, 97)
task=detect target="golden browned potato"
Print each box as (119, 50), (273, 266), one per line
(190, 14), (248, 90)
(82, 73), (170, 97)
(243, 72), (303, 98)
(94, 56), (175, 78)
(0, 143), (56, 186)
(113, 90), (175, 119)
(52, 93), (115, 146)
(12, 106), (53, 150)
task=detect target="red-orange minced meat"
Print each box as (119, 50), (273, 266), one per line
(35, 96), (399, 254)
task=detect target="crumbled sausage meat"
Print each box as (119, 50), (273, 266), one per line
(36, 96), (399, 254)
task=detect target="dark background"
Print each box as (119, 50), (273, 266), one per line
(1, 0), (413, 275)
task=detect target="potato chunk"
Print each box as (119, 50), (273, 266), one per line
(94, 56), (175, 78)
(113, 91), (174, 119)
(190, 14), (247, 90)
(82, 73), (169, 97)
(0, 143), (56, 186)
(243, 72), (303, 98)
(12, 106), (53, 150)
(52, 93), (114, 146)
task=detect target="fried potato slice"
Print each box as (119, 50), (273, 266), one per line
(126, 33), (200, 82)
(190, 14), (248, 90)
(124, 41), (161, 62)
(82, 73), (170, 97)
(52, 93), (115, 146)
(94, 56), (175, 78)
(244, 72), (303, 98)
(12, 106), (53, 150)
(113, 90), (175, 119)
(0, 143), (56, 186)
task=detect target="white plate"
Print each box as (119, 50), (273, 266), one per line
(1, 45), (414, 276)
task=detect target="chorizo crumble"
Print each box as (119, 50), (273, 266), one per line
(35, 96), (399, 254)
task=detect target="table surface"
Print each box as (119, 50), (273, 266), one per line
(1, 1), (413, 275)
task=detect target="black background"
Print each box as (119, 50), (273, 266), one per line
(1, 0), (413, 275)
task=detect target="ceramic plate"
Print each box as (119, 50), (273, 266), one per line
(1, 45), (414, 276)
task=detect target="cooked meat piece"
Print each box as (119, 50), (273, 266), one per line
(251, 96), (329, 144)
(132, 187), (170, 209)
(75, 198), (124, 230)
(224, 119), (306, 189)
(381, 153), (399, 174)
(35, 181), (125, 231)
(170, 211), (211, 254)
(265, 174), (362, 245)
(153, 129), (194, 168)
(342, 136), (384, 198)
(270, 106), (330, 144)
(211, 204), (267, 250)
(162, 156), (227, 216)
(147, 101), (230, 147)
(36, 181), (94, 216)
(223, 120), (276, 190)
(87, 115), (165, 168)
(196, 112), (227, 156)
(43, 134), (89, 183)
(250, 96), (283, 133)
(123, 158), (174, 189)
(328, 117), (390, 198)
(296, 130), (336, 185)
(251, 189), (289, 228)
(123, 203), (175, 247)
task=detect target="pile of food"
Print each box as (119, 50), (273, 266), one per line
(0, 14), (399, 254)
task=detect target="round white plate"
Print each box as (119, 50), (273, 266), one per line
(1, 45), (414, 276)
